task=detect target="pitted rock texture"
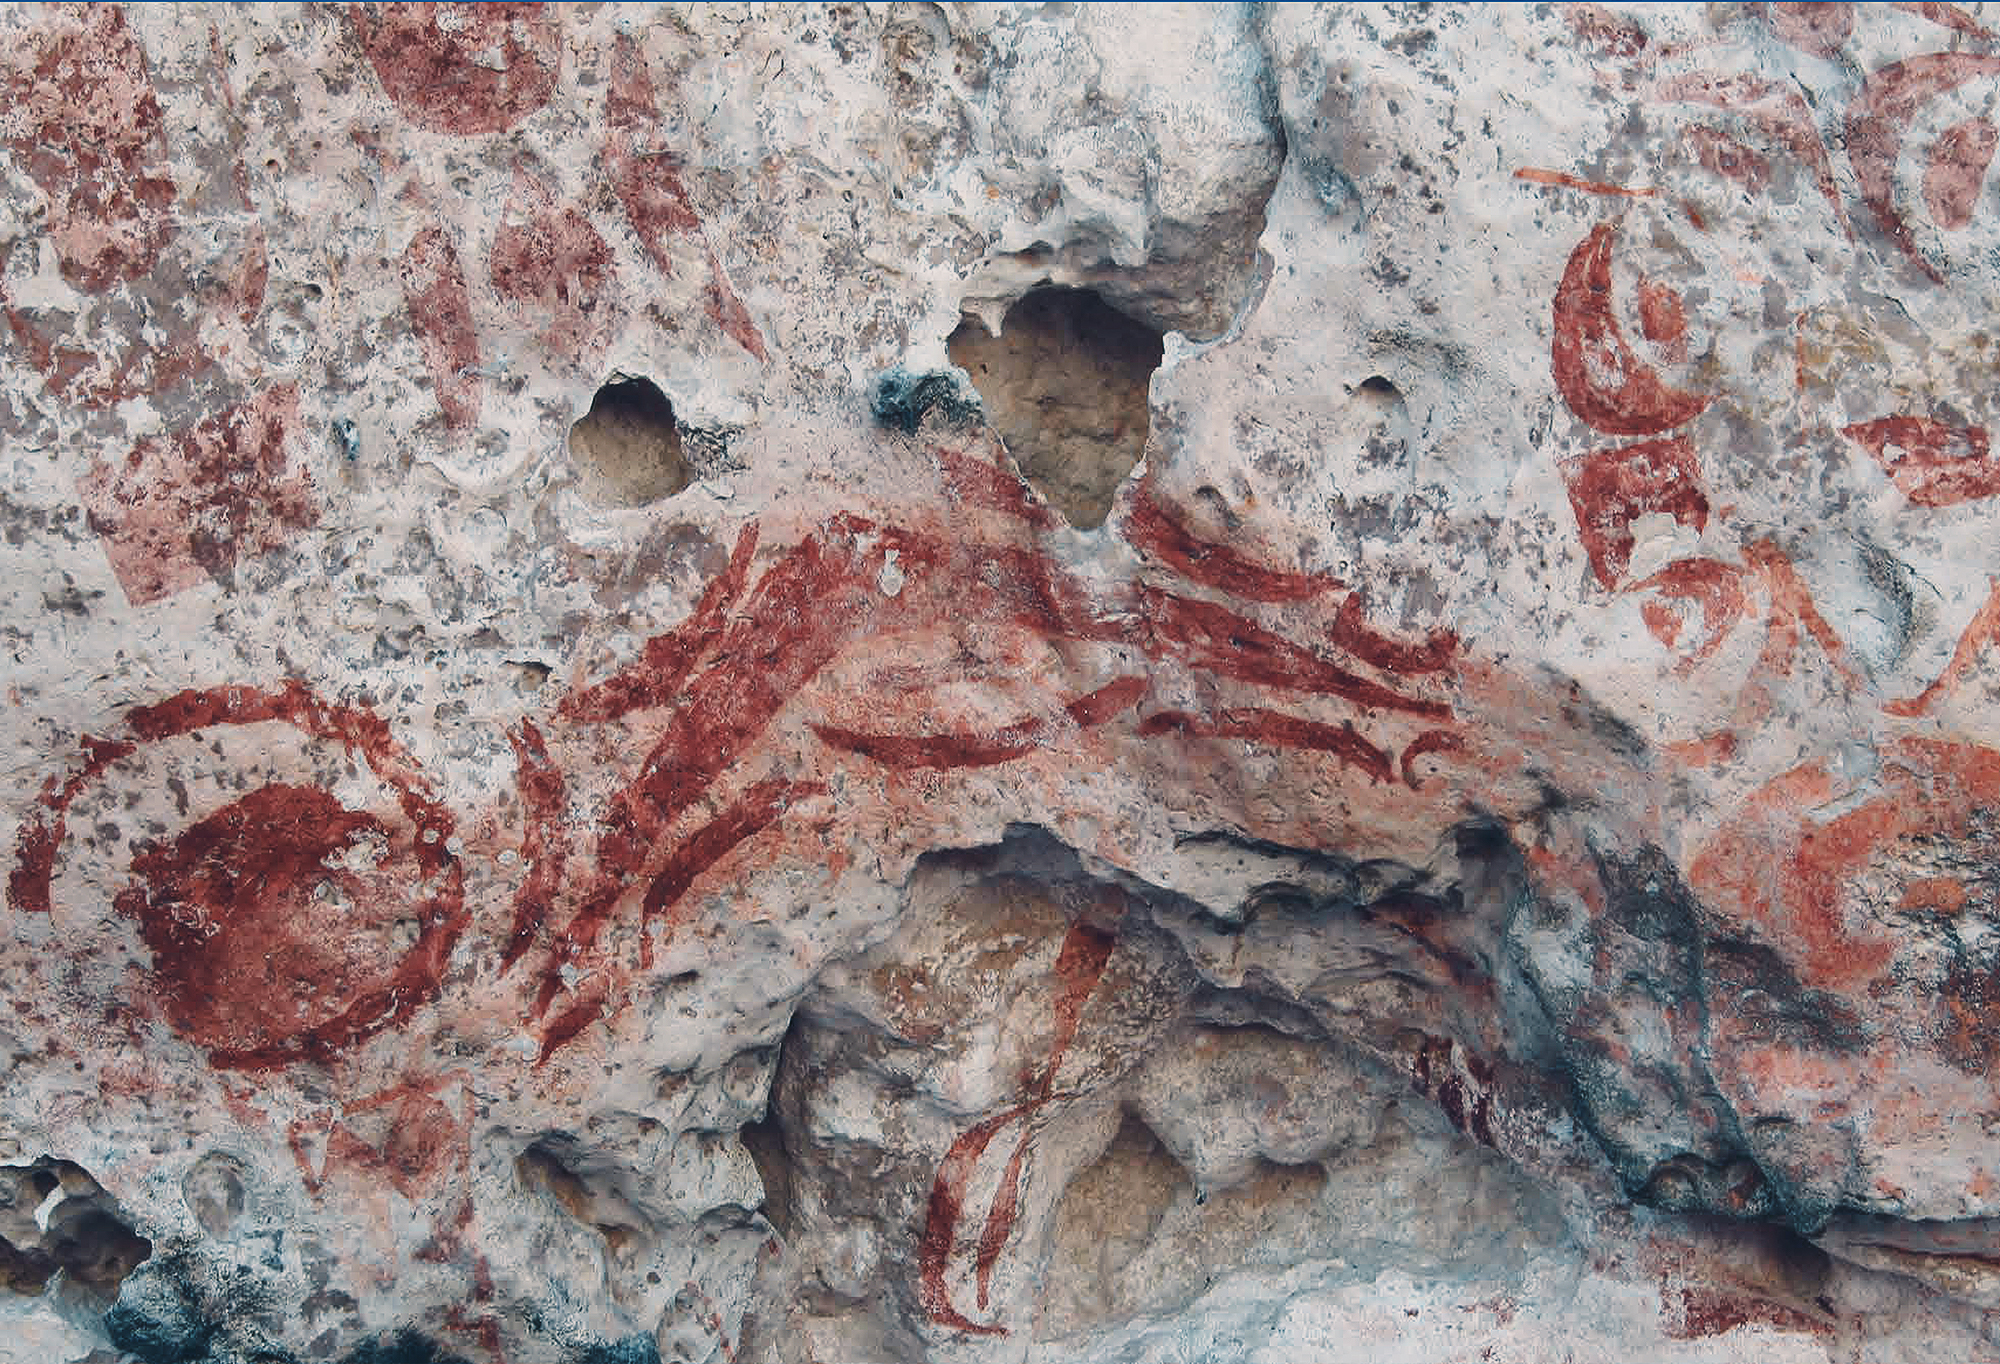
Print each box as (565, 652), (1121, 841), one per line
(6, 3), (2000, 1362)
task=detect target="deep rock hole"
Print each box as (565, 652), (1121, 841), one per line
(948, 287), (1165, 529)
(0, 1156), (151, 1304)
(568, 376), (689, 508)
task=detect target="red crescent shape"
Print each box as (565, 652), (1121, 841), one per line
(1847, 53), (2000, 282)
(1551, 222), (1714, 436)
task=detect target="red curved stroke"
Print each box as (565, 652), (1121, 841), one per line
(812, 677), (1147, 770)
(918, 919), (1116, 1335)
(1847, 53), (2000, 282)
(1552, 223), (1714, 436)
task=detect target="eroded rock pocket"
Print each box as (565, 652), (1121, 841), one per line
(949, 288), (1164, 530)
(569, 375), (689, 508)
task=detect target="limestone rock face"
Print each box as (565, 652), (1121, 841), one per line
(7, 3), (2000, 1361)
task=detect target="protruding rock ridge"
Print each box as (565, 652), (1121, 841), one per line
(3, 4), (2000, 1361)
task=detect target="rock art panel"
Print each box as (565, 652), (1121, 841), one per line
(7, 6), (2000, 1364)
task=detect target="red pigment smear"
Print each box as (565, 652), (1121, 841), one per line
(1558, 436), (1710, 589)
(1886, 576), (2000, 717)
(561, 523), (760, 723)
(400, 223), (481, 430)
(935, 445), (1059, 529)
(1847, 54), (2000, 282)
(78, 385), (316, 606)
(921, 917), (1119, 1333)
(352, 3), (560, 136)
(917, 1103), (1033, 1336)
(1551, 224), (1712, 437)
(603, 33), (701, 277)
(704, 250), (769, 362)
(1662, 1285), (1832, 1341)
(811, 676), (1145, 770)
(1635, 276), (1688, 355)
(1744, 539), (1863, 692)
(640, 778), (826, 924)
(1400, 728), (1465, 790)
(1564, 4), (1650, 61)
(1, 5), (176, 292)
(1765, 2), (1853, 59)
(1629, 557), (1749, 672)
(1892, 0), (1996, 38)
(1656, 74), (1850, 232)
(1924, 117), (1998, 232)
(1123, 482), (1336, 602)
(1138, 706), (1394, 784)
(1843, 415), (1998, 507)
(113, 785), (408, 1069)
(535, 979), (611, 1067)
(531, 775), (827, 1059)
(598, 34), (765, 358)
(489, 166), (621, 353)
(503, 720), (570, 970)
(975, 1133), (1031, 1310)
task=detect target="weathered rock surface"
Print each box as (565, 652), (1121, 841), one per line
(6, 2), (2000, 1360)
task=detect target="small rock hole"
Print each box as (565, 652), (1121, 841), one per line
(567, 376), (689, 508)
(948, 287), (1165, 529)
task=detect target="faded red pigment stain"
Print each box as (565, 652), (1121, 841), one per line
(1564, 4), (1651, 61)
(1842, 415), (1999, 506)
(1681, 125), (1772, 196)
(812, 677), (1147, 770)
(1661, 1284), (1833, 1341)
(1635, 276), (1689, 359)
(1886, 576), (2000, 717)
(1558, 436), (1710, 589)
(919, 916), (1119, 1335)
(934, 445), (1059, 530)
(1690, 740), (2000, 994)
(1847, 53), (2000, 282)
(1, 6), (176, 293)
(1409, 1033), (1498, 1148)
(1656, 74), (1849, 231)
(601, 33), (768, 362)
(295, 1081), (466, 1202)
(604, 33), (701, 276)
(1552, 223), (1713, 437)
(353, 3), (560, 136)
(1137, 706), (1396, 785)
(1893, 0), (1996, 38)
(1923, 116), (1998, 232)
(77, 385), (316, 606)
(489, 167), (621, 355)
(502, 720), (570, 971)
(1765, 2), (1853, 59)
(1630, 557), (1750, 673)
(8, 681), (464, 1070)
(399, 221), (481, 430)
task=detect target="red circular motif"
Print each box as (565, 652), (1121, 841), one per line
(8, 682), (466, 1070)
